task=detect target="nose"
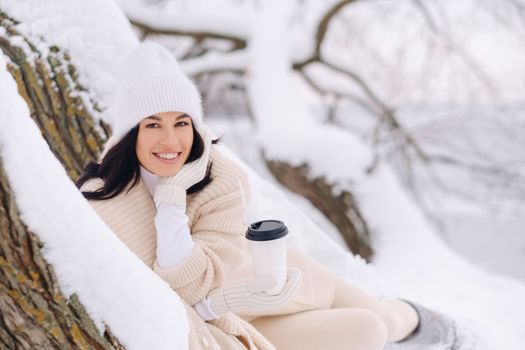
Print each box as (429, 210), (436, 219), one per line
(158, 127), (181, 148)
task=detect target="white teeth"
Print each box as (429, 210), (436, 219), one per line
(156, 152), (180, 160)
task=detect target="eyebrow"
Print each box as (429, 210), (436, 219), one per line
(146, 113), (190, 121)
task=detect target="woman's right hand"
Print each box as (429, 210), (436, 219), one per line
(207, 268), (302, 318)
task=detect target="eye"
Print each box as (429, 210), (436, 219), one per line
(176, 121), (189, 127)
(145, 123), (160, 128)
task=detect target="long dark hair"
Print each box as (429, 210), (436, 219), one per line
(76, 125), (220, 200)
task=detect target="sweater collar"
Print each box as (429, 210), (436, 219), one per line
(139, 165), (158, 197)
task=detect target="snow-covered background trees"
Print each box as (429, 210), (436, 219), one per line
(124, 0), (525, 276)
(1, 0), (524, 349)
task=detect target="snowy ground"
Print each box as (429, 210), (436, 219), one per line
(443, 214), (525, 281)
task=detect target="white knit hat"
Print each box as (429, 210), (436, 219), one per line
(108, 41), (203, 144)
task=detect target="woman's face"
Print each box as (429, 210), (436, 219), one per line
(136, 111), (194, 176)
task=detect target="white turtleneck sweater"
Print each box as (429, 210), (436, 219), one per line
(140, 166), (218, 321)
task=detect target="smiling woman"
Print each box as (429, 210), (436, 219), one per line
(74, 41), (284, 350)
(74, 41), (456, 350)
(136, 112), (194, 177)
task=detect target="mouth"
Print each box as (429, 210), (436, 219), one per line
(153, 152), (182, 165)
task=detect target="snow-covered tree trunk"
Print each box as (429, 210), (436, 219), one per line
(0, 163), (123, 349)
(0, 11), (108, 180)
(0, 12), (122, 349)
(266, 159), (373, 258)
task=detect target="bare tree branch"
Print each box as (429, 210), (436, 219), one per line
(129, 18), (247, 51)
(410, 0), (498, 94)
(314, 0), (361, 59)
(321, 60), (388, 112)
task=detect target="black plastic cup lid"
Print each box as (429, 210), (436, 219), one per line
(245, 220), (288, 241)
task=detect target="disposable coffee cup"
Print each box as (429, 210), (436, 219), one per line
(245, 220), (288, 295)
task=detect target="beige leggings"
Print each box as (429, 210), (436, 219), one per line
(249, 277), (419, 350)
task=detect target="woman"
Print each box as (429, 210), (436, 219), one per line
(77, 42), (456, 350)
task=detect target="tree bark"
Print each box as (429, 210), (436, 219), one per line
(265, 159), (373, 261)
(1, 11), (122, 349)
(0, 161), (123, 350)
(0, 11), (109, 181)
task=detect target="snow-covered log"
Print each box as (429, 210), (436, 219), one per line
(0, 3), (190, 349)
(0, 12), (108, 179)
(0, 12), (122, 349)
(0, 161), (125, 349)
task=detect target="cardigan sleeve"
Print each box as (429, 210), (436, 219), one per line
(152, 179), (251, 306)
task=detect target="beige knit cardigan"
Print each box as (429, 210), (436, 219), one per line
(81, 146), (335, 350)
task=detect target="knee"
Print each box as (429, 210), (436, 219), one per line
(344, 309), (388, 350)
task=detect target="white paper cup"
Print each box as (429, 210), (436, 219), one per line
(246, 220), (288, 295)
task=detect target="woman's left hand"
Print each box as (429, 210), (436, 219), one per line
(153, 124), (213, 206)
(207, 268), (303, 318)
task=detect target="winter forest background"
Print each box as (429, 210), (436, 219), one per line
(0, 0), (524, 349)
